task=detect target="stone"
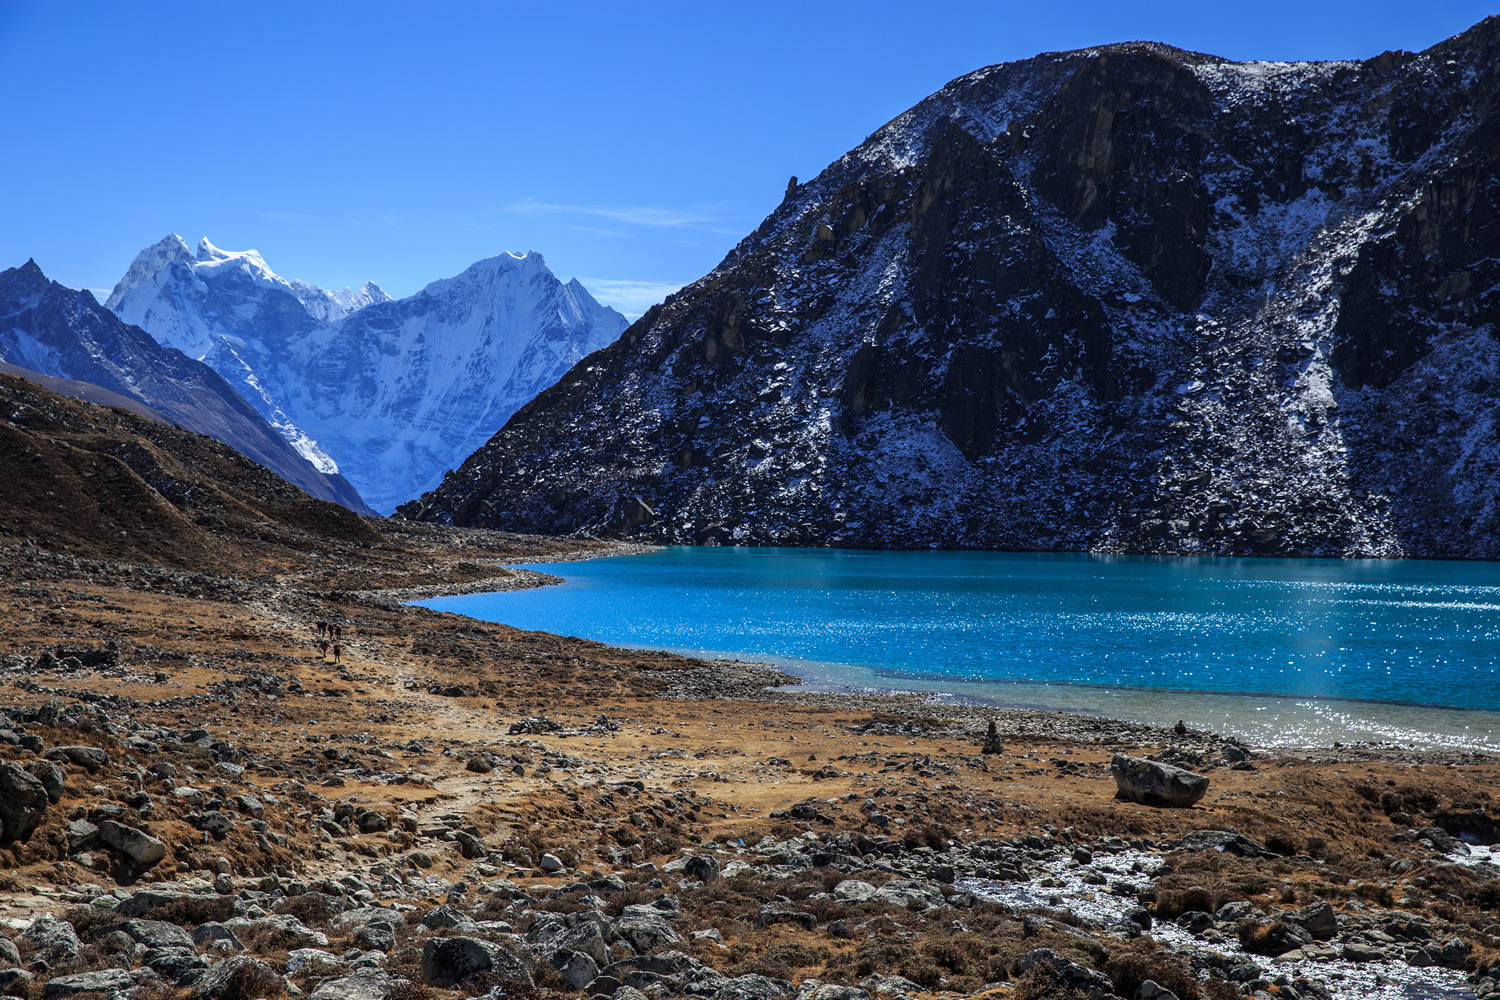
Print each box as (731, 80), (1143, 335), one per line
(190, 923), (243, 952)
(97, 819), (167, 869)
(287, 949), (345, 976)
(240, 914), (328, 949)
(420, 936), (531, 989)
(754, 908), (818, 931)
(832, 880), (878, 902)
(454, 830), (486, 859)
(355, 810), (388, 834)
(42, 969), (135, 998)
(189, 957), (280, 1000)
(420, 904), (476, 930)
(0, 970), (32, 996)
(144, 946), (210, 983)
(1135, 981), (1179, 1000)
(25, 762), (64, 804)
(539, 852), (565, 873)
(981, 720), (1004, 755)
(1018, 949), (1114, 998)
(1111, 755), (1209, 808)
(613, 906), (681, 953)
(20, 916), (79, 961)
(66, 819), (97, 851)
(555, 950), (600, 991)
(308, 970), (392, 1000)
(711, 974), (797, 1000)
(353, 923), (395, 953)
(0, 763), (49, 843)
(117, 919), (195, 951)
(683, 855), (719, 882)
(0, 937), (19, 966)
(873, 879), (946, 910)
(1288, 900), (1338, 940)
(43, 746), (108, 771)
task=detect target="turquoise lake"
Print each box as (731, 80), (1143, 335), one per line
(415, 547), (1500, 749)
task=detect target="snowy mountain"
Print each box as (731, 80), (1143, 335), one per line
(398, 19), (1500, 559)
(0, 260), (373, 514)
(107, 237), (627, 513)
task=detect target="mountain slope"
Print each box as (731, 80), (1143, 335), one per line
(0, 370), (378, 569)
(0, 261), (373, 514)
(399, 19), (1500, 558)
(108, 237), (628, 513)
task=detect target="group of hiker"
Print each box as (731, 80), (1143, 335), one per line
(315, 619), (346, 664)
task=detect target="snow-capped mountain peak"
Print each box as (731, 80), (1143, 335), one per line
(107, 238), (628, 512)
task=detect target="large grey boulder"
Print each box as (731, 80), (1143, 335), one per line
(1110, 754), (1209, 808)
(0, 763), (50, 843)
(711, 974), (797, 1000)
(42, 969), (135, 998)
(43, 746), (108, 771)
(113, 919), (195, 951)
(189, 956), (280, 1000)
(308, 970), (392, 1000)
(614, 905), (681, 953)
(1019, 949), (1114, 999)
(832, 880), (878, 902)
(1287, 900), (1338, 940)
(683, 855), (720, 882)
(873, 879), (947, 910)
(25, 761), (64, 804)
(554, 949), (599, 990)
(97, 820), (168, 869)
(420, 936), (531, 989)
(20, 915), (79, 960)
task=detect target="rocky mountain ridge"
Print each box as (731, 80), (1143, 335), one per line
(0, 261), (372, 514)
(109, 236), (628, 513)
(401, 19), (1500, 558)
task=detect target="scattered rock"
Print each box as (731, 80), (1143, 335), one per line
(1110, 754), (1209, 808)
(0, 762), (50, 843)
(420, 936), (531, 989)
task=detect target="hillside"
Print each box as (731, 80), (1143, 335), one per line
(401, 20), (1500, 558)
(0, 261), (372, 514)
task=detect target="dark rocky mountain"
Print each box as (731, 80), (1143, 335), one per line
(0, 370), (379, 568)
(0, 261), (374, 515)
(401, 20), (1500, 558)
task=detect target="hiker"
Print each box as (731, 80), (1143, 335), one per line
(333, 643), (342, 664)
(319, 640), (329, 659)
(334, 624), (342, 641)
(316, 620), (328, 639)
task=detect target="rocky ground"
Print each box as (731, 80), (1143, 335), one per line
(2, 532), (1500, 1000)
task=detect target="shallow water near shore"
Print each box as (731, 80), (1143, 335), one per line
(416, 547), (1500, 749)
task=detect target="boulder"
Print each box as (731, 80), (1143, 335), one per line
(189, 956), (280, 1000)
(1176, 830), (1270, 856)
(1018, 948), (1114, 999)
(190, 923), (243, 952)
(20, 915), (79, 960)
(0, 763), (50, 843)
(286, 949), (346, 976)
(454, 830), (486, 859)
(684, 855), (720, 882)
(41, 969), (135, 998)
(420, 936), (531, 989)
(113, 919), (195, 950)
(0, 969), (32, 996)
(614, 905), (681, 953)
(308, 970), (392, 1000)
(711, 974), (797, 1000)
(832, 880), (878, 902)
(873, 879), (946, 910)
(143, 946), (209, 983)
(754, 908), (818, 931)
(554, 950), (600, 990)
(43, 746), (108, 771)
(1111, 755), (1209, 808)
(353, 922), (395, 953)
(419, 904), (476, 931)
(66, 819), (97, 851)
(97, 820), (167, 869)
(25, 761), (64, 804)
(1288, 900), (1338, 940)
(539, 852), (565, 873)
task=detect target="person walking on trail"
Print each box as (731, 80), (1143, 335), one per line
(333, 643), (342, 665)
(333, 624), (342, 641)
(320, 640), (329, 660)
(317, 620), (327, 639)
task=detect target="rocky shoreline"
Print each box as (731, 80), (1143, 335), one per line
(4, 529), (1500, 1000)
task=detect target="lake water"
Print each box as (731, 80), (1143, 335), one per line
(415, 547), (1500, 749)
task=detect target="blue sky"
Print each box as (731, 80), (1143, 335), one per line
(0, 1), (1492, 317)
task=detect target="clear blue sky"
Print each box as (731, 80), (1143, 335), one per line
(0, 1), (1492, 317)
